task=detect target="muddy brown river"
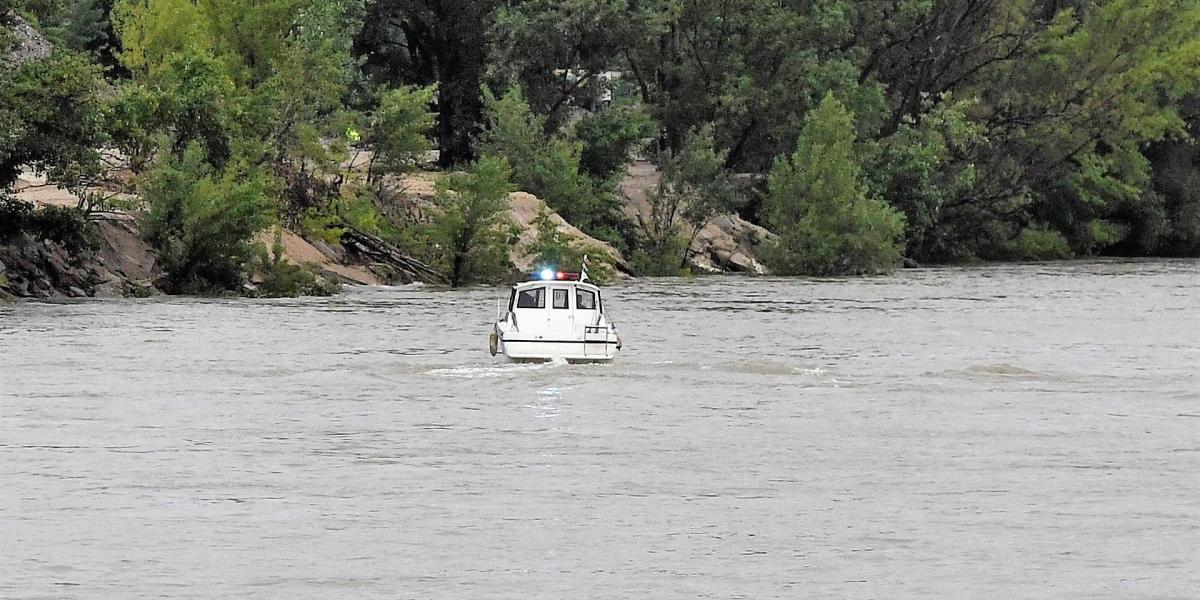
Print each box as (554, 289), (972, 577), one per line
(2, 261), (1198, 598)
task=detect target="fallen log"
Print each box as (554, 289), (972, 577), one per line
(340, 227), (446, 285)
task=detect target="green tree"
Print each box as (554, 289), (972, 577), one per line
(574, 105), (653, 182)
(429, 155), (514, 286)
(1138, 95), (1200, 256)
(490, 0), (642, 125)
(0, 50), (106, 190)
(631, 128), (740, 271)
(355, 0), (496, 166)
(854, 0), (1200, 260)
(623, 0), (884, 171)
(114, 46), (238, 168)
(762, 93), (905, 276)
(113, 0), (363, 220)
(866, 97), (982, 262)
(481, 86), (626, 245)
(1015, 0), (1200, 256)
(364, 85), (437, 183)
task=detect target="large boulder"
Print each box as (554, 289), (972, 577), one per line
(687, 214), (773, 274)
(505, 191), (627, 274)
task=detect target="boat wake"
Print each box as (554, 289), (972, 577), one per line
(425, 358), (570, 379)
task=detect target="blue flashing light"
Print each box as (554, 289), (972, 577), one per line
(539, 268), (555, 281)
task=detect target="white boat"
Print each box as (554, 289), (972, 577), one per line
(489, 263), (621, 363)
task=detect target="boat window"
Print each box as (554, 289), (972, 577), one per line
(552, 288), (570, 309)
(576, 289), (596, 310)
(516, 287), (545, 309)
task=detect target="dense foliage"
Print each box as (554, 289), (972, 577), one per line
(4, 0), (1200, 288)
(1, 49), (106, 191)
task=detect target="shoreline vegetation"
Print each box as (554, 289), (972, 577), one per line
(3, 1), (1200, 300)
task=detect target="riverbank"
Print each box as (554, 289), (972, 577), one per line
(2, 159), (774, 300)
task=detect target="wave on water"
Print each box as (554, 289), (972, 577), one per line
(724, 360), (833, 377)
(964, 363), (1039, 376)
(425, 358), (569, 379)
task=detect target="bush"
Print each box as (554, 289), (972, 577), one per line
(629, 229), (689, 277)
(299, 207), (346, 245)
(337, 191), (384, 235)
(253, 231), (340, 297)
(1001, 227), (1073, 261)
(141, 144), (275, 294)
(763, 93), (905, 276)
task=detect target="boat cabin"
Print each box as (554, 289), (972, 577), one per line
(505, 278), (604, 339)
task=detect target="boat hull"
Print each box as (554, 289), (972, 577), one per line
(498, 336), (619, 363)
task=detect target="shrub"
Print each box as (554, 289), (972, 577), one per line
(629, 228), (689, 277)
(253, 231), (339, 297)
(337, 192), (384, 235)
(141, 144), (275, 294)
(1002, 227), (1073, 261)
(299, 208), (346, 245)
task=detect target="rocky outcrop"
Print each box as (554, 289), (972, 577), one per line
(506, 191), (627, 273)
(0, 218), (160, 300)
(92, 218), (163, 295)
(261, 228), (382, 285)
(687, 214), (773, 274)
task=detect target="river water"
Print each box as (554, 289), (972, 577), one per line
(1, 261), (1198, 599)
